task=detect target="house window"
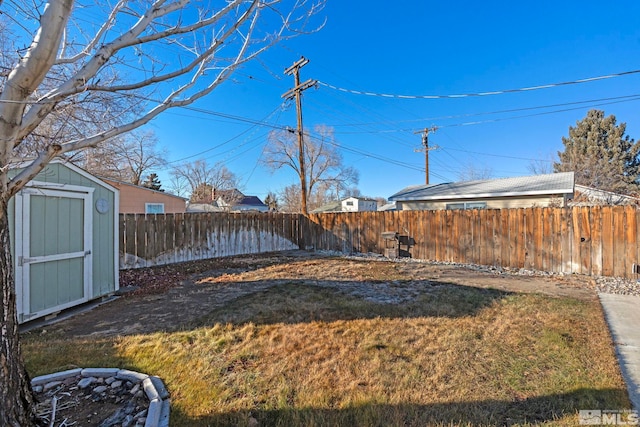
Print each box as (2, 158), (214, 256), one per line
(345, 201), (354, 206)
(465, 202), (487, 209)
(446, 202), (487, 210)
(446, 203), (466, 210)
(145, 203), (165, 214)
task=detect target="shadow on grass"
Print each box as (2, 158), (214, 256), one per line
(169, 387), (630, 427)
(22, 336), (131, 378)
(188, 280), (512, 328)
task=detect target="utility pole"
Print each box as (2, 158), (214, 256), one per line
(414, 127), (438, 185)
(282, 57), (316, 215)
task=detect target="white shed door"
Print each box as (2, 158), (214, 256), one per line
(16, 188), (93, 322)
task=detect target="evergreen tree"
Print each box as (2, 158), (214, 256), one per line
(555, 109), (640, 195)
(265, 192), (279, 211)
(142, 173), (164, 192)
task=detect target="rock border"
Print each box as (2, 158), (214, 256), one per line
(31, 368), (169, 427)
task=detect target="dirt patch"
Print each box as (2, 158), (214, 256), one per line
(27, 251), (597, 339)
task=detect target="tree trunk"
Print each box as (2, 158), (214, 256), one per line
(0, 200), (39, 426)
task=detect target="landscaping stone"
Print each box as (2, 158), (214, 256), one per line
(143, 377), (159, 400)
(78, 376), (96, 389)
(150, 375), (170, 400)
(118, 369), (149, 383)
(130, 383), (141, 395)
(159, 399), (170, 427)
(32, 368), (170, 427)
(146, 398), (162, 426)
(93, 385), (108, 394)
(135, 409), (148, 418)
(82, 367), (119, 377)
(43, 380), (62, 391)
(31, 368), (82, 386)
(123, 414), (135, 427)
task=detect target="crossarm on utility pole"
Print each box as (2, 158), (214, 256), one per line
(413, 127), (438, 185)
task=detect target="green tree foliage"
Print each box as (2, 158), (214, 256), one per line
(264, 192), (279, 211)
(555, 110), (640, 194)
(142, 173), (163, 192)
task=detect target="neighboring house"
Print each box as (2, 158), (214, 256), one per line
(311, 197), (379, 213)
(215, 189), (268, 212)
(186, 203), (226, 213)
(341, 197), (378, 212)
(572, 185), (640, 206)
(226, 195), (269, 212)
(101, 178), (187, 214)
(378, 201), (397, 211)
(9, 159), (119, 323)
(389, 172), (575, 210)
(187, 189), (268, 213)
(311, 201), (342, 213)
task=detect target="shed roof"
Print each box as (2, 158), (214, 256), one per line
(389, 172), (575, 202)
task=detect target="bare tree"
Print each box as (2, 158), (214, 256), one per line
(0, 0), (323, 423)
(168, 173), (190, 198)
(171, 159), (240, 203)
(527, 153), (556, 175)
(277, 183), (302, 212)
(263, 125), (359, 212)
(78, 131), (167, 185)
(457, 162), (494, 181)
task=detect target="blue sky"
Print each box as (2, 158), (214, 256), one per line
(151, 0), (640, 201)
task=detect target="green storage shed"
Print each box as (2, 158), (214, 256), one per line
(10, 159), (119, 323)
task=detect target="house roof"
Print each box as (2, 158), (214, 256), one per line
(101, 177), (187, 201)
(187, 203), (226, 212)
(215, 189), (245, 202)
(389, 172), (575, 202)
(311, 201), (342, 213)
(237, 195), (266, 206)
(573, 185), (640, 206)
(377, 201), (397, 211)
(343, 196), (377, 202)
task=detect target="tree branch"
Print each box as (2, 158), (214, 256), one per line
(0, 0), (73, 153)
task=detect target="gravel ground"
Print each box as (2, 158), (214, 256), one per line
(329, 251), (640, 297)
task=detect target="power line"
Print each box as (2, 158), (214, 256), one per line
(441, 147), (551, 162)
(328, 94), (640, 134)
(166, 104), (286, 164)
(303, 132), (434, 176)
(327, 94), (640, 128)
(435, 95), (640, 130)
(317, 68), (640, 100)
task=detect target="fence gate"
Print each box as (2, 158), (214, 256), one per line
(15, 187), (93, 322)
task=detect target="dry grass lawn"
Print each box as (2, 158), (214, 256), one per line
(23, 257), (631, 426)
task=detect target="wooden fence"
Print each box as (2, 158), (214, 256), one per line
(120, 207), (640, 279)
(119, 212), (302, 269)
(307, 206), (639, 279)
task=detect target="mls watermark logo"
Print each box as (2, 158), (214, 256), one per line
(580, 410), (603, 425)
(579, 409), (639, 425)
